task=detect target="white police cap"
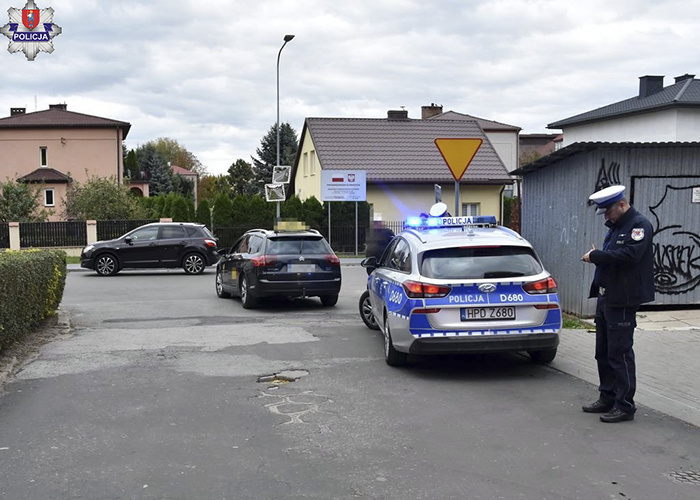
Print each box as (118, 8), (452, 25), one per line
(589, 185), (626, 215)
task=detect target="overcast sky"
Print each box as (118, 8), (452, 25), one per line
(2, 0), (699, 175)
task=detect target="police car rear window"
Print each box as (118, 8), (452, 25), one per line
(420, 246), (542, 279)
(266, 237), (330, 255)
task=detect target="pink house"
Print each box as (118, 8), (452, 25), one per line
(0, 104), (131, 221)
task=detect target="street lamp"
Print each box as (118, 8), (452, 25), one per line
(276, 34), (295, 220)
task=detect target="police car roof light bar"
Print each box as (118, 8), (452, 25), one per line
(403, 215), (497, 230)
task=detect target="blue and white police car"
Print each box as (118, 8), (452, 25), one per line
(361, 212), (562, 367)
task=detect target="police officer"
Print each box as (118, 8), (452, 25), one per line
(581, 185), (655, 423)
(365, 215), (395, 274)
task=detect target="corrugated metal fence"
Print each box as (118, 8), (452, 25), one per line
(521, 144), (700, 315)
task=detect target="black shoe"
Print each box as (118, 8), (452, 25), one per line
(600, 408), (634, 423)
(582, 398), (614, 413)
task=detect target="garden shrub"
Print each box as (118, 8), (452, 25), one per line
(0, 249), (67, 351)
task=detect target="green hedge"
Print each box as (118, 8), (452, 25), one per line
(0, 249), (67, 350)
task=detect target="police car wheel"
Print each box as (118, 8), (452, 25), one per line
(384, 314), (407, 367)
(528, 348), (557, 364)
(359, 291), (379, 330)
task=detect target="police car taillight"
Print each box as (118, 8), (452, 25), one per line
(403, 280), (451, 298)
(523, 277), (557, 294)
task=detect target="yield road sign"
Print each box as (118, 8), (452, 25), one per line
(434, 138), (483, 182)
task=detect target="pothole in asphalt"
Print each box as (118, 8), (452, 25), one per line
(665, 469), (700, 485)
(257, 370), (309, 384)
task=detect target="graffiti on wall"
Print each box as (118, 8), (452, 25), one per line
(649, 185), (700, 294)
(595, 159), (621, 192)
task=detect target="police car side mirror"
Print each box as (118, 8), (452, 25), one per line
(361, 257), (377, 270)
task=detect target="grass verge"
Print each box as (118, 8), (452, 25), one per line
(563, 314), (592, 329)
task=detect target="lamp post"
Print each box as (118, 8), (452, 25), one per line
(276, 34), (295, 221)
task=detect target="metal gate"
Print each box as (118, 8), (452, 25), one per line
(631, 176), (700, 305)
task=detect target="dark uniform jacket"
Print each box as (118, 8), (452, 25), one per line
(588, 206), (656, 307)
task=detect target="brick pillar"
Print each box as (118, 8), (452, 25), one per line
(9, 222), (20, 250)
(86, 220), (98, 244)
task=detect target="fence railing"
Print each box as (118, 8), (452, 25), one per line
(212, 224), (380, 254)
(0, 223), (8, 249)
(97, 219), (159, 241)
(19, 221), (87, 248)
(2, 220), (404, 253)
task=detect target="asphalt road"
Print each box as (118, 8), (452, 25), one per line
(0, 266), (699, 499)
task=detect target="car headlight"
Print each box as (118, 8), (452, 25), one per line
(83, 245), (94, 254)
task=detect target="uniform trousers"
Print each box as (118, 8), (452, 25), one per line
(594, 295), (638, 415)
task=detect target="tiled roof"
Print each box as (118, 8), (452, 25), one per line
(18, 167), (72, 183)
(548, 78), (700, 128)
(298, 117), (512, 184)
(171, 165), (197, 176)
(429, 110), (521, 131)
(511, 141), (700, 176)
(0, 108), (131, 138)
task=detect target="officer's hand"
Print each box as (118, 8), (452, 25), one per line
(581, 244), (595, 263)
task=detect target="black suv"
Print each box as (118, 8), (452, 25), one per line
(215, 228), (342, 308)
(81, 223), (219, 276)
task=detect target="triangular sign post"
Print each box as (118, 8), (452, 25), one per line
(434, 138), (482, 181)
(434, 138), (483, 216)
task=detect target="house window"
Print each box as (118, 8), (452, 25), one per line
(462, 203), (480, 216)
(40, 147), (48, 167)
(303, 152), (309, 177)
(44, 188), (55, 207)
(310, 150), (317, 175)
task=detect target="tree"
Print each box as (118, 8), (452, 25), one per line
(227, 159), (255, 196)
(231, 194), (250, 224)
(212, 192), (233, 228)
(195, 199), (211, 227)
(281, 195), (303, 220)
(124, 149), (139, 179)
(137, 144), (173, 195)
(248, 195), (274, 227)
(148, 137), (207, 176)
(251, 122), (298, 191)
(171, 196), (189, 222)
(0, 180), (50, 223)
(63, 175), (146, 220)
(519, 150), (543, 167)
(172, 173), (194, 199)
(301, 196), (324, 227)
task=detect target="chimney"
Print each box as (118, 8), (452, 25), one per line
(674, 73), (695, 84)
(49, 103), (67, 111)
(639, 75), (664, 98)
(387, 109), (409, 120)
(10, 107), (26, 116)
(421, 103), (443, 119)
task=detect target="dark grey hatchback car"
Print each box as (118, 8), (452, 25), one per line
(81, 223), (219, 276)
(215, 228), (342, 308)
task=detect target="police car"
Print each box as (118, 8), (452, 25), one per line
(361, 210), (561, 367)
